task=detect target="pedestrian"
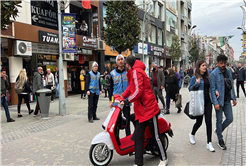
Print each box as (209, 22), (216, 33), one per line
(235, 63), (246, 98)
(109, 54), (131, 136)
(16, 69), (33, 117)
(85, 62), (102, 123)
(55, 67), (59, 98)
(173, 66), (181, 88)
(80, 69), (86, 99)
(150, 64), (165, 111)
(163, 67), (168, 77)
(33, 67), (44, 116)
(184, 68), (188, 77)
(210, 54), (237, 150)
(189, 66), (194, 78)
(164, 68), (181, 114)
(1, 69), (15, 122)
(121, 55), (168, 166)
(46, 68), (55, 102)
(188, 60), (215, 152)
(179, 67), (184, 86)
(103, 70), (110, 98)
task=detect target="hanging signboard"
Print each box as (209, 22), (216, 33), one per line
(30, 1), (58, 30)
(39, 31), (58, 44)
(206, 56), (210, 64)
(62, 13), (76, 53)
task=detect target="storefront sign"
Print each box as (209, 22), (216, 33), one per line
(77, 47), (92, 55)
(62, 13), (76, 53)
(104, 44), (131, 57)
(165, 49), (170, 57)
(31, 1), (58, 30)
(39, 30), (58, 44)
(37, 54), (57, 61)
(82, 36), (97, 48)
(42, 62), (57, 65)
(93, 13), (98, 23)
(151, 46), (164, 57)
(137, 43), (148, 55)
(169, 5), (177, 14)
(170, 26), (175, 33)
(32, 43), (59, 54)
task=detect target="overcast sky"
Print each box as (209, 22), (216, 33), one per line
(191, 0), (244, 60)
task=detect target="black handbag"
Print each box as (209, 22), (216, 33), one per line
(184, 102), (196, 120)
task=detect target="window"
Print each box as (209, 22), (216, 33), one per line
(139, 20), (145, 41)
(166, 10), (177, 28)
(103, 5), (107, 28)
(185, 25), (187, 34)
(168, 0), (177, 10)
(150, 1), (155, 16)
(157, 3), (162, 19)
(166, 31), (174, 47)
(149, 25), (156, 44)
(184, 8), (187, 17)
(158, 28), (162, 45)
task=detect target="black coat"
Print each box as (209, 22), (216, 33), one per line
(164, 74), (179, 99)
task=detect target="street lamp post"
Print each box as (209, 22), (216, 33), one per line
(185, 25), (197, 68)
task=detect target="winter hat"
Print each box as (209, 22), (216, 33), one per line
(116, 54), (124, 63)
(92, 62), (98, 68)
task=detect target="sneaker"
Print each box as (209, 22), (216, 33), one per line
(158, 159), (168, 166)
(218, 139), (227, 150)
(17, 114), (23, 118)
(7, 118), (15, 122)
(164, 110), (170, 114)
(93, 117), (100, 120)
(189, 133), (195, 144)
(89, 119), (94, 123)
(51, 101), (54, 103)
(206, 142), (215, 152)
(177, 108), (182, 113)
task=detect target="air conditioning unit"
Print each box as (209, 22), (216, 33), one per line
(97, 38), (105, 50)
(63, 53), (74, 61)
(14, 40), (32, 56)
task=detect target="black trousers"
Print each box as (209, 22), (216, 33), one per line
(88, 92), (99, 120)
(135, 115), (167, 166)
(123, 105), (131, 136)
(46, 85), (54, 101)
(153, 87), (165, 109)
(236, 81), (246, 97)
(191, 98), (212, 143)
(81, 90), (86, 98)
(17, 94), (31, 113)
(104, 90), (108, 97)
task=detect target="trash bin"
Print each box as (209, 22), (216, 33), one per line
(36, 89), (52, 119)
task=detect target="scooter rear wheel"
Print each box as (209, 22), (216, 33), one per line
(151, 133), (169, 156)
(89, 143), (113, 166)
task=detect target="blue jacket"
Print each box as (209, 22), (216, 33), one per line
(111, 69), (128, 95)
(89, 71), (100, 95)
(210, 67), (236, 106)
(189, 75), (206, 92)
(179, 70), (184, 78)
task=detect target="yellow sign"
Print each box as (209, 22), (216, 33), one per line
(243, 34), (246, 56)
(46, 65), (56, 72)
(169, 5), (176, 14)
(104, 44), (131, 57)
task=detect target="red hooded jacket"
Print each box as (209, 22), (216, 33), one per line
(122, 60), (160, 123)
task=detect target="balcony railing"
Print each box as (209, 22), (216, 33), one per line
(188, 2), (192, 11)
(181, 32), (185, 39)
(76, 25), (98, 38)
(181, 13), (185, 22)
(188, 19), (191, 28)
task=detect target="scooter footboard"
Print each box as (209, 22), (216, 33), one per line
(91, 131), (115, 150)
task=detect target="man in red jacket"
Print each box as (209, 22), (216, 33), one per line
(122, 55), (168, 166)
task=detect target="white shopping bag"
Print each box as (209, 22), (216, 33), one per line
(189, 90), (204, 116)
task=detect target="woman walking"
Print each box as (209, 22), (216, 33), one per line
(80, 69), (86, 99)
(188, 60), (215, 152)
(164, 68), (181, 114)
(16, 69), (33, 117)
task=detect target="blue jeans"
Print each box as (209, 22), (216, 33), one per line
(1, 96), (10, 119)
(166, 96), (176, 110)
(55, 82), (59, 97)
(215, 101), (233, 140)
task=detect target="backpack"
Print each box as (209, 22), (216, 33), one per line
(15, 80), (25, 94)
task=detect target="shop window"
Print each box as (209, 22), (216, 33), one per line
(166, 10), (177, 29)
(103, 5), (107, 28)
(148, 25), (156, 44)
(166, 31), (174, 47)
(139, 20), (146, 41)
(157, 3), (163, 20)
(158, 28), (162, 46)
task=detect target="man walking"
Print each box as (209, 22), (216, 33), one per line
(235, 63), (246, 98)
(179, 67), (184, 86)
(210, 54), (237, 150)
(122, 55), (168, 166)
(189, 66), (194, 78)
(1, 69), (15, 122)
(150, 64), (165, 111)
(33, 67), (44, 116)
(55, 67), (59, 98)
(85, 62), (102, 123)
(109, 54), (131, 136)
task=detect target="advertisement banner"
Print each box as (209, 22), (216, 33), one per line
(62, 13), (76, 53)
(243, 34), (246, 56)
(206, 56), (209, 64)
(220, 35), (234, 47)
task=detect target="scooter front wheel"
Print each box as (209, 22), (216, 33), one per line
(89, 143), (113, 166)
(151, 133), (169, 156)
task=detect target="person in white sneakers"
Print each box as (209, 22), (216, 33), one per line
(188, 60), (216, 152)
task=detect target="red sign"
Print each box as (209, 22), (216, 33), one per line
(79, 54), (85, 64)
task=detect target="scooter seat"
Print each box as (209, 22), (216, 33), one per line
(119, 135), (135, 150)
